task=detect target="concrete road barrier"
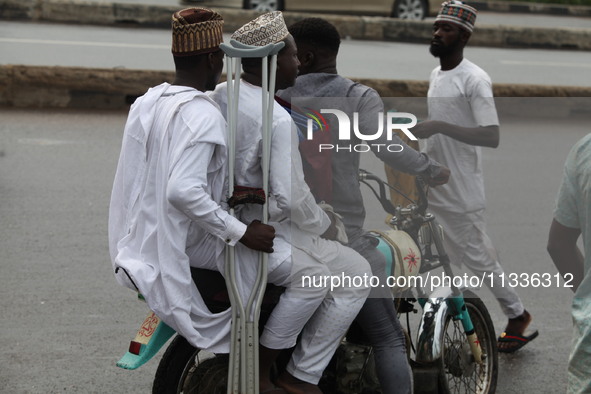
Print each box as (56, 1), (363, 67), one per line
(1, 65), (589, 110)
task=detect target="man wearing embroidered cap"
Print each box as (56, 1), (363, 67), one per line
(433, 0), (477, 33)
(277, 17), (452, 394)
(109, 8), (275, 356)
(413, 1), (539, 353)
(210, 11), (371, 394)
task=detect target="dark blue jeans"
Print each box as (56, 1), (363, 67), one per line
(350, 235), (413, 394)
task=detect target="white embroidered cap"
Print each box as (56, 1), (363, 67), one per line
(231, 11), (289, 46)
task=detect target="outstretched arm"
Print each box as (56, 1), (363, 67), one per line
(359, 92), (450, 185)
(412, 121), (499, 148)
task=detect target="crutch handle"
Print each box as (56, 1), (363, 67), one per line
(220, 40), (285, 59)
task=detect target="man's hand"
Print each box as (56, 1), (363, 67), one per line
(427, 165), (450, 187)
(320, 211), (338, 241)
(239, 220), (275, 253)
(411, 120), (444, 139)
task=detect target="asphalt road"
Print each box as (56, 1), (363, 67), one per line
(1, 99), (589, 392)
(2, 20), (591, 88)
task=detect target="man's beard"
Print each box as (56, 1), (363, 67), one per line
(429, 38), (460, 58)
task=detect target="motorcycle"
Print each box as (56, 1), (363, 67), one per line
(116, 170), (498, 394)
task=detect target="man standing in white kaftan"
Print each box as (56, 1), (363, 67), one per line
(108, 8), (275, 354)
(210, 12), (371, 393)
(412, 1), (538, 353)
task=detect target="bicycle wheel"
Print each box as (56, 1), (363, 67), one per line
(152, 335), (227, 394)
(438, 290), (498, 394)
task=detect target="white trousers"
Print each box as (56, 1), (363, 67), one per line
(429, 207), (525, 319)
(283, 239), (370, 384)
(187, 232), (371, 384)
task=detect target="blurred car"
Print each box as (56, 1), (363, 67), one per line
(242, 0), (440, 20)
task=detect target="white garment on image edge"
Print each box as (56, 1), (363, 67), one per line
(554, 133), (591, 394)
(108, 82), (246, 353)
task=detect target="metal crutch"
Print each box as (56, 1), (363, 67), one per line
(220, 39), (285, 394)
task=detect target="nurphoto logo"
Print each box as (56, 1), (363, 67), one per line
(305, 110), (418, 153)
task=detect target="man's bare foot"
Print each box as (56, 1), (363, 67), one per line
(275, 371), (322, 394)
(498, 309), (539, 353)
(260, 375), (284, 393)
(507, 309), (532, 332)
(260, 386), (287, 394)
(260, 379), (287, 394)
(259, 345), (285, 393)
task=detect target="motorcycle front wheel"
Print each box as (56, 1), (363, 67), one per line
(152, 335), (228, 394)
(438, 290), (498, 394)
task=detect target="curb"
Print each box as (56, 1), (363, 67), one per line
(1, 0), (591, 50)
(1, 65), (590, 110)
(468, 0), (591, 17)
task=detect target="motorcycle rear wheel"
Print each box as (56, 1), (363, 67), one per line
(438, 291), (498, 394)
(152, 335), (228, 394)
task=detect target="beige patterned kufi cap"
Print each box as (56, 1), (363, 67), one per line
(435, 1), (477, 33)
(171, 8), (224, 56)
(231, 11), (289, 46)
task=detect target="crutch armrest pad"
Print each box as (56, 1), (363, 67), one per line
(221, 40), (285, 58)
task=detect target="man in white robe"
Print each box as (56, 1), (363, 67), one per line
(412, 1), (537, 353)
(210, 12), (371, 393)
(108, 8), (275, 354)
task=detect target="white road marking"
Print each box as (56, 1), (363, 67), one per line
(0, 37), (168, 49)
(500, 60), (591, 69)
(18, 138), (78, 146)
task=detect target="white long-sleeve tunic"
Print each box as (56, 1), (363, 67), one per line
(108, 83), (246, 353)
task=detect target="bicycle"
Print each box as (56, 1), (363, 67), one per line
(116, 168), (498, 394)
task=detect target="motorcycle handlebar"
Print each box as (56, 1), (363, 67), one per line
(358, 169), (429, 217)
